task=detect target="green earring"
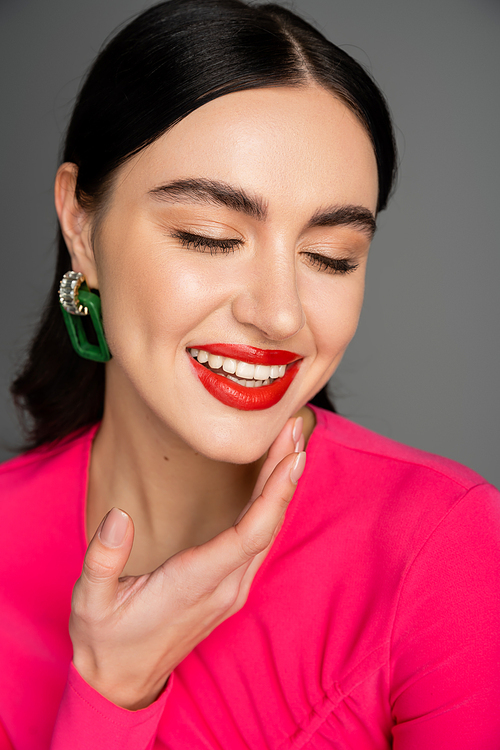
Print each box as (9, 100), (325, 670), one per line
(58, 271), (111, 362)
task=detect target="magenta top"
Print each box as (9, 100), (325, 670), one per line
(1, 406), (500, 749)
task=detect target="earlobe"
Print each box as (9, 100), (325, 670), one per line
(54, 162), (99, 289)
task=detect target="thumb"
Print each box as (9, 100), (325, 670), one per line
(80, 508), (134, 606)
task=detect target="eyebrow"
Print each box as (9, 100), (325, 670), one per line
(308, 205), (376, 239)
(149, 178), (376, 238)
(150, 178), (267, 221)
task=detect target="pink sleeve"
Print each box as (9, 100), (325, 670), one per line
(390, 483), (500, 749)
(50, 663), (172, 750)
(0, 720), (14, 750)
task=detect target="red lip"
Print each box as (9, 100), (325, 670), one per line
(189, 356), (300, 410)
(189, 343), (300, 366)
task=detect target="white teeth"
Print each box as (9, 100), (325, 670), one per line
(208, 353), (223, 369)
(235, 360), (255, 379)
(189, 348), (292, 386)
(226, 374), (257, 387)
(254, 364), (271, 381)
(222, 358), (237, 374)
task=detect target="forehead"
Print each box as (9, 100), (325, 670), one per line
(119, 85), (379, 215)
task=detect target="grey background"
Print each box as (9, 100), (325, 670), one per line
(0, 0), (499, 486)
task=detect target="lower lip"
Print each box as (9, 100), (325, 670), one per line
(189, 355), (300, 410)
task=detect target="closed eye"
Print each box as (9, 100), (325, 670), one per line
(171, 232), (359, 275)
(171, 231), (242, 254)
(303, 252), (359, 275)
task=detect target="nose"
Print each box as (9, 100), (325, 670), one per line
(231, 244), (305, 342)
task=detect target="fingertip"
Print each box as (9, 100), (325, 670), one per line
(98, 507), (130, 548)
(290, 451), (306, 485)
(292, 416), (303, 447)
(295, 433), (305, 454)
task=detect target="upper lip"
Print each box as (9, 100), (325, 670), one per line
(188, 343), (302, 366)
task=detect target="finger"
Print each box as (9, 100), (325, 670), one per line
(78, 508), (134, 610)
(249, 415), (303, 504)
(226, 446), (306, 607)
(295, 432), (305, 454)
(207, 451), (306, 575)
(233, 417), (299, 527)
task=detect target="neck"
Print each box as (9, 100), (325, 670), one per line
(87, 375), (266, 576)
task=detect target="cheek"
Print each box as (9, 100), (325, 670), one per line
(305, 274), (366, 364)
(95, 228), (225, 364)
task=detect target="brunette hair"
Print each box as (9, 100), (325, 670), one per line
(11, 0), (397, 449)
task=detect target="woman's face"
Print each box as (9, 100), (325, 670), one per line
(83, 85), (378, 462)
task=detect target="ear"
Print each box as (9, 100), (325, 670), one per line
(54, 163), (100, 289)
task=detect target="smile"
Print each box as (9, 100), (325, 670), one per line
(189, 348), (288, 387)
(187, 344), (302, 410)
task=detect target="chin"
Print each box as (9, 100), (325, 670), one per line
(156, 397), (295, 464)
(184, 418), (281, 465)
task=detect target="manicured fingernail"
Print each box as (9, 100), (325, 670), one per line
(290, 451), (306, 485)
(292, 417), (303, 450)
(99, 508), (128, 548)
(294, 433), (305, 453)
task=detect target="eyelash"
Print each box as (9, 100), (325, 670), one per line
(172, 231), (241, 254)
(303, 252), (359, 275)
(172, 232), (359, 275)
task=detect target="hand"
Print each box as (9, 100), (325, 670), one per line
(69, 417), (306, 710)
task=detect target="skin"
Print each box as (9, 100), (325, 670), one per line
(55, 84), (378, 709)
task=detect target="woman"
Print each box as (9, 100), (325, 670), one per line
(1, 0), (499, 748)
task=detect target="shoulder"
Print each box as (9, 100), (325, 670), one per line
(309, 404), (488, 491)
(0, 424), (98, 501)
(303, 405), (500, 554)
(0, 425), (97, 554)
(311, 407), (487, 492)
(0, 425), (96, 588)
